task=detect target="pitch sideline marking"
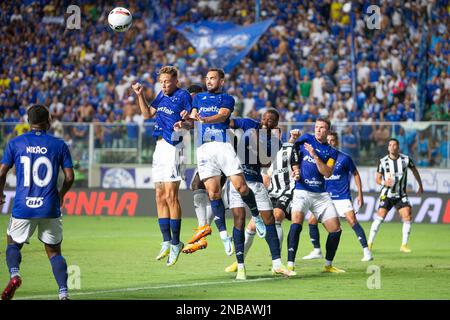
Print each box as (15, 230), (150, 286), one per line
(17, 276), (284, 300)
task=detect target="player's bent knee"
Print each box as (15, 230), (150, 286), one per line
(290, 212), (303, 224)
(261, 211), (275, 224)
(323, 217), (341, 233)
(345, 212), (357, 226)
(273, 210), (285, 222)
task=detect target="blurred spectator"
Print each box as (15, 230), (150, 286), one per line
(341, 126), (359, 161)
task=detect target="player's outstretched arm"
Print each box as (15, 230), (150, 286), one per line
(132, 82), (156, 119)
(0, 164), (11, 205)
(59, 168), (74, 207)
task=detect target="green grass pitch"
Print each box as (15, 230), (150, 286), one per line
(1, 215), (449, 300)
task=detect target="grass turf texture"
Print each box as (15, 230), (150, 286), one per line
(0, 215), (449, 300)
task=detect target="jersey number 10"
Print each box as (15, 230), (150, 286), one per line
(20, 156), (53, 187)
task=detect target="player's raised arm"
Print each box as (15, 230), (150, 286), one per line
(290, 143), (301, 181)
(132, 82), (156, 119)
(289, 129), (301, 144)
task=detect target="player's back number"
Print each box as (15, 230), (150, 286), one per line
(20, 155), (53, 187)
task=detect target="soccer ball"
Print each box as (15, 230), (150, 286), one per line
(108, 7), (132, 32)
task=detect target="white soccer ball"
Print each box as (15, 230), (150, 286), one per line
(108, 7), (132, 32)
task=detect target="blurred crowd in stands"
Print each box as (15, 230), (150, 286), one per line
(0, 0), (448, 167)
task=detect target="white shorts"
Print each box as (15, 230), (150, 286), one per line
(332, 199), (354, 218)
(7, 217), (63, 245)
(152, 139), (185, 183)
(291, 189), (338, 223)
(197, 141), (243, 180)
(229, 180), (273, 211)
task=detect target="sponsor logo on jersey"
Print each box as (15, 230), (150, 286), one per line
(303, 155), (316, 164)
(26, 146), (48, 154)
(325, 174), (341, 181)
(304, 178), (322, 186)
(158, 106), (175, 115)
(199, 106), (220, 113)
(25, 197), (44, 208)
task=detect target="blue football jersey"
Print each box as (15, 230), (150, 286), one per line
(233, 118), (280, 183)
(233, 118), (261, 182)
(293, 133), (338, 193)
(192, 92), (235, 144)
(151, 88), (192, 145)
(1, 130), (73, 219)
(325, 151), (357, 200)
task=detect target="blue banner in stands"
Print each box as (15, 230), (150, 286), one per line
(176, 19), (273, 73)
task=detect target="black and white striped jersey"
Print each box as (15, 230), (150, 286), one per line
(267, 143), (296, 198)
(377, 153), (416, 198)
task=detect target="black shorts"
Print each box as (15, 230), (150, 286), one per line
(270, 190), (293, 221)
(378, 195), (411, 211)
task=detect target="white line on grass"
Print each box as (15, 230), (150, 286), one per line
(17, 276), (283, 300)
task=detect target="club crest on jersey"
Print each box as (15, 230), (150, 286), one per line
(25, 197), (44, 208)
(26, 146), (48, 154)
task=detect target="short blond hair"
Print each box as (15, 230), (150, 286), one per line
(158, 66), (178, 79)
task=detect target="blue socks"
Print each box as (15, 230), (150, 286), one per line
(287, 223), (302, 263)
(309, 223), (321, 249)
(50, 255), (68, 295)
(233, 227), (245, 263)
(352, 223), (368, 248)
(241, 189), (259, 217)
(158, 218), (172, 242)
(265, 223), (281, 260)
(170, 219), (181, 245)
(325, 230), (342, 262)
(211, 199), (227, 232)
(6, 243), (22, 277)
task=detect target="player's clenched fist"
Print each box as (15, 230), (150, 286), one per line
(131, 82), (143, 95)
(292, 167), (301, 181)
(290, 129), (301, 141)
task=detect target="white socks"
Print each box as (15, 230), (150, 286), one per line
(402, 221), (411, 245)
(244, 229), (255, 257)
(275, 221), (283, 251)
(272, 258), (282, 269)
(368, 215), (384, 244)
(219, 230), (228, 240)
(193, 190), (209, 227)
